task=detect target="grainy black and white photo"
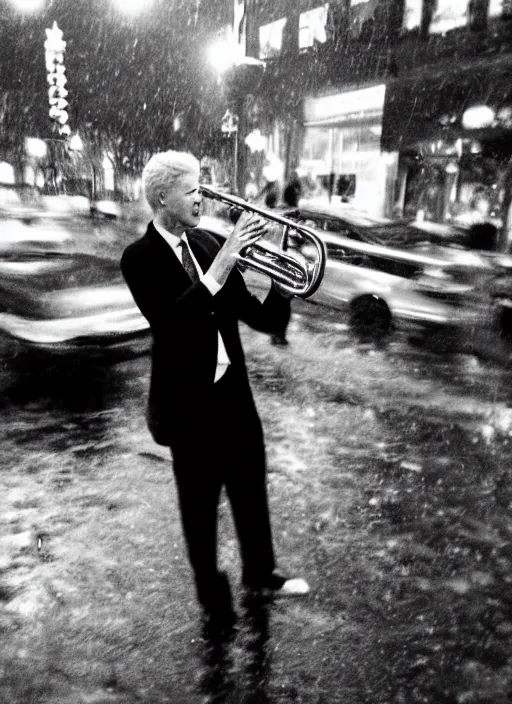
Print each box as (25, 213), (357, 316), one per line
(1, 1), (512, 703)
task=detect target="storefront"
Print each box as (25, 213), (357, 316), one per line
(298, 84), (396, 216)
(382, 56), (512, 246)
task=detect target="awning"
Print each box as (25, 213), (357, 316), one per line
(304, 84), (386, 129)
(382, 55), (512, 152)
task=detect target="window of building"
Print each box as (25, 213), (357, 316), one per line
(403, 0), (422, 31)
(349, 0), (376, 39)
(349, 0), (397, 39)
(299, 4), (329, 49)
(301, 86), (390, 215)
(489, 0), (502, 16)
(259, 17), (287, 59)
(403, 0), (511, 32)
(430, 0), (471, 34)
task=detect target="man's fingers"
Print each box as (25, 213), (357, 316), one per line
(238, 212), (259, 227)
(238, 229), (265, 242)
(239, 232), (264, 246)
(241, 221), (266, 234)
(230, 213), (267, 251)
(241, 217), (267, 234)
(239, 213), (266, 229)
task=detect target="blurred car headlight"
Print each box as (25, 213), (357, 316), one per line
(414, 267), (474, 294)
(421, 266), (451, 280)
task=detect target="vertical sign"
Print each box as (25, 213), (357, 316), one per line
(45, 22), (70, 137)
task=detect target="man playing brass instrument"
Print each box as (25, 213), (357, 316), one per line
(121, 150), (309, 637)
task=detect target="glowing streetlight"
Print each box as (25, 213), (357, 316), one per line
(69, 134), (83, 151)
(462, 105), (495, 130)
(245, 129), (266, 153)
(112, 0), (153, 15)
(9, 0), (45, 13)
(25, 137), (47, 159)
(208, 35), (264, 77)
(208, 38), (236, 75)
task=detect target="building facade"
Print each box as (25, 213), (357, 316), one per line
(223, 0), (512, 247)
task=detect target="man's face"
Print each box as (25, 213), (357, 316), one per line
(159, 171), (202, 232)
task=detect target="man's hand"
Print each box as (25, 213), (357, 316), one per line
(207, 211), (267, 287)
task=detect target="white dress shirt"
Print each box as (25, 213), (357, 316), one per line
(153, 221), (230, 382)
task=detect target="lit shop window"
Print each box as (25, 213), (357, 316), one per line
(299, 4), (329, 49)
(259, 17), (287, 59)
(430, 0), (471, 34)
(489, 0), (512, 17)
(349, 0), (395, 39)
(489, 0), (501, 16)
(403, 0), (422, 30)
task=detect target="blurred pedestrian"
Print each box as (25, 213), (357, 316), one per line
(267, 174), (304, 347)
(258, 152), (283, 209)
(456, 189), (498, 251)
(283, 173), (303, 208)
(260, 179), (280, 209)
(121, 150), (309, 639)
(244, 172), (258, 202)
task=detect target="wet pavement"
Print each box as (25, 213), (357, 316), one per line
(1, 303), (512, 703)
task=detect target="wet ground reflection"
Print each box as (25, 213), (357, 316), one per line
(2, 301), (512, 703)
(0, 357), (133, 453)
(198, 596), (272, 704)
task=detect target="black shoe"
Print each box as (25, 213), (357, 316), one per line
(271, 334), (289, 347)
(201, 606), (237, 642)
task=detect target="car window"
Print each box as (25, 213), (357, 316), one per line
(322, 218), (361, 240)
(328, 246), (370, 267)
(298, 214), (331, 231)
(295, 212), (361, 241)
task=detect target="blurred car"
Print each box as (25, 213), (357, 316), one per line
(0, 182), (42, 219)
(488, 260), (512, 341)
(0, 207), (149, 361)
(199, 201), (499, 337)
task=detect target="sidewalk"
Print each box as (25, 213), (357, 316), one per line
(1, 322), (512, 703)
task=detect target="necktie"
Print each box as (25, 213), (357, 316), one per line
(179, 238), (200, 283)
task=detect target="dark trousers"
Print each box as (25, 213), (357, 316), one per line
(170, 366), (276, 612)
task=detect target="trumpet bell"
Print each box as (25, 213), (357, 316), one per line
(199, 185), (326, 298)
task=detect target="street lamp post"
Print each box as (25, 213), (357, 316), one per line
(221, 109), (239, 192)
(208, 28), (264, 195)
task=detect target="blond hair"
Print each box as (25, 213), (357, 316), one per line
(143, 150), (200, 213)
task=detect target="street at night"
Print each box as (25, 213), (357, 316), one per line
(2, 302), (512, 703)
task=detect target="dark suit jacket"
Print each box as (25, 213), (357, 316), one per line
(121, 222), (291, 446)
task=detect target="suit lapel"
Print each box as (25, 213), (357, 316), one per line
(145, 221), (191, 289)
(146, 223), (216, 279)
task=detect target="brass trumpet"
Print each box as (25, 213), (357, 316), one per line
(199, 185), (326, 298)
